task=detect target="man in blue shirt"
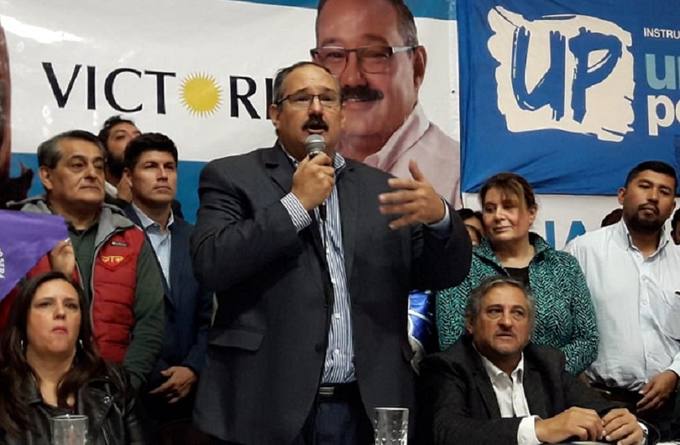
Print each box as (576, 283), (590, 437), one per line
(123, 132), (212, 444)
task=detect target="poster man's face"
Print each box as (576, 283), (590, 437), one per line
(315, 0), (425, 158)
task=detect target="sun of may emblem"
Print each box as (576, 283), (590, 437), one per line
(180, 73), (222, 116)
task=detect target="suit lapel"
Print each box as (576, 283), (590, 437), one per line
(467, 345), (503, 418)
(473, 370), (502, 418)
(337, 162), (359, 280)
(263, 144), (294, 195)
(263, 145), (329, 296)
(523, 364), (549, 419)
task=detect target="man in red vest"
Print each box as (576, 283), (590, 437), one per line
(0, 129), (165, 390)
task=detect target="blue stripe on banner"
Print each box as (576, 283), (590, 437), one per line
(10, 153), (206, 224)
(231, 0), (456, 20)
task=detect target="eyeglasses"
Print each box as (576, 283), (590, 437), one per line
(275, 92), (341, 109)
(310, 45), (417, 75)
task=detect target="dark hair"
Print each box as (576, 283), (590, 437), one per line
(601, 208), (623, 227)
(457, 208), (483, 224)
(37, 130), (105, 169)
(97, 115), (136, 150)
(457, 208), (475, 220)
(672, 209), (680, 232)
(0, 272), (110, 436)
(316, 0), (419, 47)
(479, 172), (537, 210)
(271, 61), (335, 105)
(624, 160), (678, 190)
(465, 276), (535, 328)
(123, 132), (178, 169)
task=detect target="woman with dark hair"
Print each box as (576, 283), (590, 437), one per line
(436, 173), (598, 375)
(0, 271), (144, 444)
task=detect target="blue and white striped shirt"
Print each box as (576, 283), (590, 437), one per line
(280, 150), (355, 383)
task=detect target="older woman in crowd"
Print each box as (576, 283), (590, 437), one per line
(436, 173), (598, 374)
(0, 271), (144, 444)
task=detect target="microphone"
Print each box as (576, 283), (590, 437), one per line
(304, 134), (327, 222)
(304, 134), (326, 158)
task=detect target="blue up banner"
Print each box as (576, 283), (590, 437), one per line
(458, 0), (680, 195)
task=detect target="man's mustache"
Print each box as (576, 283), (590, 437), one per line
(303, 115), (328, 131)
(341, 85), (384, 102)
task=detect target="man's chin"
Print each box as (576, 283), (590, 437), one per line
(70, 198), (104, 213)
(628, 215), (664, 234)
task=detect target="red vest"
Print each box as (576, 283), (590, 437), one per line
(0, 226), (145, 364)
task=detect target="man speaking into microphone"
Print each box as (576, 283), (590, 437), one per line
(190, 61), (471, 445)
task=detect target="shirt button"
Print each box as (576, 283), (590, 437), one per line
(334, 349), (340, 355)
(334, 313), (341, 320)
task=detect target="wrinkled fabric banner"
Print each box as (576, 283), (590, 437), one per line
(0, 210), (67, 300)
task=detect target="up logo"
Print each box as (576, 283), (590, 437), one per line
(487, 6), (634, 142)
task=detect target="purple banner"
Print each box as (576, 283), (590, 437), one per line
(0, 210), (67, 300)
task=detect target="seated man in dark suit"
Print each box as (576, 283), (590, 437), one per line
(422, 276), (645, 445)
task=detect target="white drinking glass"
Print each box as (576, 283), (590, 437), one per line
(373, 407), (408, 445)
(50, 414), (88, 445)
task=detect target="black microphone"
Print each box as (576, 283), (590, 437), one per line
(304, 134), (327, 222)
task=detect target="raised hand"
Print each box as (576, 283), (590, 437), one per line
(378, 160), (445, 230)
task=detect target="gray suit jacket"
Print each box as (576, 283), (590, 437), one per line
(421, 337), (620, 445)
(190, 144), (471, 444)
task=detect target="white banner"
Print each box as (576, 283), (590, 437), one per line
(1, 0), (458, 160)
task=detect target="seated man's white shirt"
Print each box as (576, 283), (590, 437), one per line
(566, 220), (680, 390)
(480, 354), (540, 445)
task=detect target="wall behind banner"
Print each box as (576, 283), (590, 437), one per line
(1, 0), (460, 223)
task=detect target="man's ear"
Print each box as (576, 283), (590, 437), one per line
(617, 187), (626, 206)
(412, 46), (427, 91)
(122, 167), (133, 191)
(39, 166), (53, 192)
(270, 104), (281, 131)
(464, 319), (473, 336)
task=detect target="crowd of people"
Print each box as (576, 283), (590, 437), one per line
(0, 0), (679, 444)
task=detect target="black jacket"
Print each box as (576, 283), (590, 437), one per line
(0, 366), (145, 445)
(421, 337), (620, 445)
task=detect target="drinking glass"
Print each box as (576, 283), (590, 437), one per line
(373, 407), (408, 445)
(50, 414), (88, 445)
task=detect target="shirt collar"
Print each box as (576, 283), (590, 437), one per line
(480, 350), (525, 383)
(616, 218), (669, 257)
(363, 103), (429, 171)
(132, 202), (174, 231)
